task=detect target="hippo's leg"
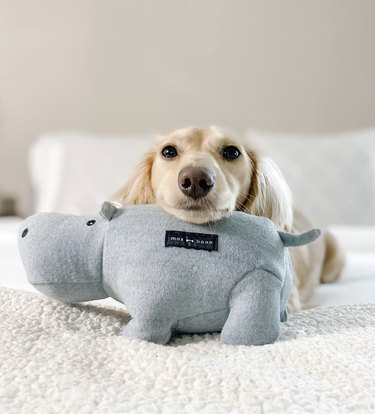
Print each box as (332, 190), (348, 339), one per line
(122, 317), (175, 345)
(220, 269), (282, 346)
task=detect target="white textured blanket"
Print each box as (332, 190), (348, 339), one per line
(1, 289), (375, 413)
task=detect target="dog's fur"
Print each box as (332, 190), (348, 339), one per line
(114, 126), (344, 311)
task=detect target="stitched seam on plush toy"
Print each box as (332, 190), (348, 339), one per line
(227, 270), (253, 309)
(227, 268), (282, 308)
(31, 281), (104, 285)
(101, 221), (111, 298)
(258, 267), (284, 283)
(176, 307), (227, 323)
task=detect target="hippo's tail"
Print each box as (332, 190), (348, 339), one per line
(278, 229), (321, 247)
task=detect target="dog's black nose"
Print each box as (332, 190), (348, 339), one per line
(178, 167), (215, 199)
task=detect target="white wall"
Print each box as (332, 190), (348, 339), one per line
(0, 0), (375, 215)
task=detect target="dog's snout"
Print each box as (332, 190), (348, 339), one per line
(178, 167), (215, 199)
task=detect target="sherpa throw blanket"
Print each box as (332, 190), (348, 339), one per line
(1, 288), (374, 413)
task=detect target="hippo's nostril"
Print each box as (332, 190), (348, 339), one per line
(86, 220), (96, 226)
(21, 228), (28, 238)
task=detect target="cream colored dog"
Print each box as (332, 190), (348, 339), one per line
(114, 126), (344, 311)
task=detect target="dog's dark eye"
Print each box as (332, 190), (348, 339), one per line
(86, 220), (96, 226)
(161, 145), (178, 159)
(222, 146), (241, 160)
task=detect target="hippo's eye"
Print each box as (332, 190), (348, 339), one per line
(21, 228), (28, 238)
(86, 220), (96, 226)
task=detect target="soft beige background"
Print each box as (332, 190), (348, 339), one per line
(1, 0), (375, 215)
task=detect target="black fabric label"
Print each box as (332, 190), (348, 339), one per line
(165, 230), (218, 252)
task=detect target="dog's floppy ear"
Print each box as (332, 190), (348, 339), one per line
(113, 150), (156, 205)
(240, 149), (293, 231)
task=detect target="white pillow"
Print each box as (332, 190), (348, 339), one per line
(29, 132), (153, 214)
(246, 129), (375, 226)
(29, 129), (375, 225)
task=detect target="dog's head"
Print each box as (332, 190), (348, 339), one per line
(114, 126), (292, 229)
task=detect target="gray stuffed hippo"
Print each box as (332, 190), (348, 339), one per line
(18, 202), (320, 346)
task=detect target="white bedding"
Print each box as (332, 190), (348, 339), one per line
(0, 217), (27, 291)
(1, 288), (375, 413)
(1, 217), (374, 308)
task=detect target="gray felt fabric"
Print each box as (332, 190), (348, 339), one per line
(18, 202), (320, 346)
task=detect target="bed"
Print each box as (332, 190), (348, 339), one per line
(1, 130), (375, 413)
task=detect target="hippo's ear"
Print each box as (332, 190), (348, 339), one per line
(100, 201), (121, 221)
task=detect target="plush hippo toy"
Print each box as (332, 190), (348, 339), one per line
(18, 202), (320, 346)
